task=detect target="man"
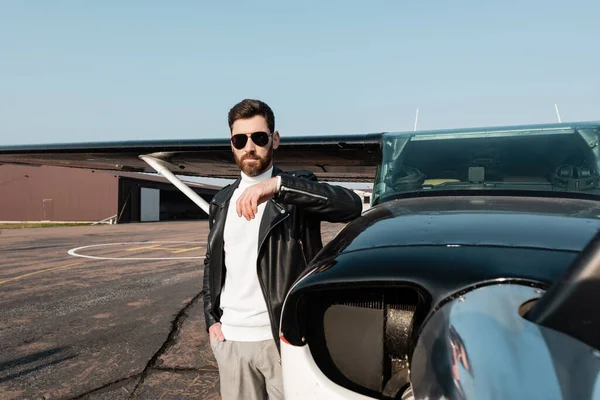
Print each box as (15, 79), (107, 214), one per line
(203, 98), (362, 399)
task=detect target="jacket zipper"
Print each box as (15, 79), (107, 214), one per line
(280, 185), (327, 200)
(257, 201), (290, 347)
(298, 237), (308, 267)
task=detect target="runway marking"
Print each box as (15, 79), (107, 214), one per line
(171, 246), (205, 254)
(159, 246), (203, 252)
(126, 244), (163, 251)
(126, 244), (206, 253)
(0, 263), (81, 286)
(68, 241), (206, 260)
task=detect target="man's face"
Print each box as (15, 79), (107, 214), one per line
(230, 115), (280, 176)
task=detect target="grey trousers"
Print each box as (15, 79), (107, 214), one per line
(210, 338), (284, 400)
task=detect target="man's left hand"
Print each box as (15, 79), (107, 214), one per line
(236, 177), (278, 220)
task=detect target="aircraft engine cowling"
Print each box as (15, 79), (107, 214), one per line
(410, 283), (600, 400)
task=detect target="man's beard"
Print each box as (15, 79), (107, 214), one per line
(234, 146), (273, 177)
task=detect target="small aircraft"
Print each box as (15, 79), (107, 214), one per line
(2, 119), (600, 399)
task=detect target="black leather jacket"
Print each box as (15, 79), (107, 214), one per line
(202, 166), (363, 350)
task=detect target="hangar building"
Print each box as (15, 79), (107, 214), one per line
(0, 164), (221, 223)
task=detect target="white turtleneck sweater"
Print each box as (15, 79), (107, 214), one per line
(219, 166), (275, 342)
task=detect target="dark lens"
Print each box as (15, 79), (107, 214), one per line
(251, 131), (269, 147)
(231, 134), (248, 149)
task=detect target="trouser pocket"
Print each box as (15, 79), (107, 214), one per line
(210, 337), (220, 353)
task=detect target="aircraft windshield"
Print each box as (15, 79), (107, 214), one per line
(372, 123), (600, 205)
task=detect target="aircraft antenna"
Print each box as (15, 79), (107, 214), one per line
(414, 108), (419, 131)
(554, 104), (562, 123)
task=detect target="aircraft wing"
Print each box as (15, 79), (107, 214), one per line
(0, 134), (382, 182)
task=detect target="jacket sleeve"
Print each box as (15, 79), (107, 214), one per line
(202, 206), (219, 331)
(274, 170), (363, 223)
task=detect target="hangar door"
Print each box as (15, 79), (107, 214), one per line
(140, 188), (160, 222)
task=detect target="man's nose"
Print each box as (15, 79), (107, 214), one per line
(243, 136), (256, 152)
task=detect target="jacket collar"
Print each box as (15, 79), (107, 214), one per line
(210, 178), (240, 208)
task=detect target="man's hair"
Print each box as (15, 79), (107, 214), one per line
(228, 99), (275, 133)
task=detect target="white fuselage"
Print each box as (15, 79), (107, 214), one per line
(281, 341), (377, 399)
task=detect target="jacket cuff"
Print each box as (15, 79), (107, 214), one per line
(205, 314), (219, 332)
(277, 174), (327, 200)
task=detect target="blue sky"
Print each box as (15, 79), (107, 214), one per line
(1, 1), (598, 146)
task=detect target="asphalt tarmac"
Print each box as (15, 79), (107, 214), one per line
(0, 220), (344, 399)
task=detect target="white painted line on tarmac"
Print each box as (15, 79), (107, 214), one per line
(67, 241), (207, 260)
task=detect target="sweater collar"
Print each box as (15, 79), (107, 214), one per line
(240, 165), (274, 185)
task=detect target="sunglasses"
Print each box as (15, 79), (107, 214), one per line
(230, 131), (274, 150)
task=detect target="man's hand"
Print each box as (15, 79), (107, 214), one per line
(209, 322), (225, 342)
(236, 177), (278, 220)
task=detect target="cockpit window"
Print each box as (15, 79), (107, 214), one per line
(372, 123), (600, 205)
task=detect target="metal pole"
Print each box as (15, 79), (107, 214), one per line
(139, 155), (210, 215)
(414, 108), (419, 131)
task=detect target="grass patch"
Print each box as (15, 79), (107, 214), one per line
(0, 222), (93, 229)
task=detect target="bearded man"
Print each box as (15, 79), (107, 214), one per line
(203, 98), (362, 400)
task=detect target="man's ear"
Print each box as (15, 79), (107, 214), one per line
(272, 131), (280, 150)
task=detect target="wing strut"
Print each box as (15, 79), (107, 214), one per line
(139, 155), (211, 214)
